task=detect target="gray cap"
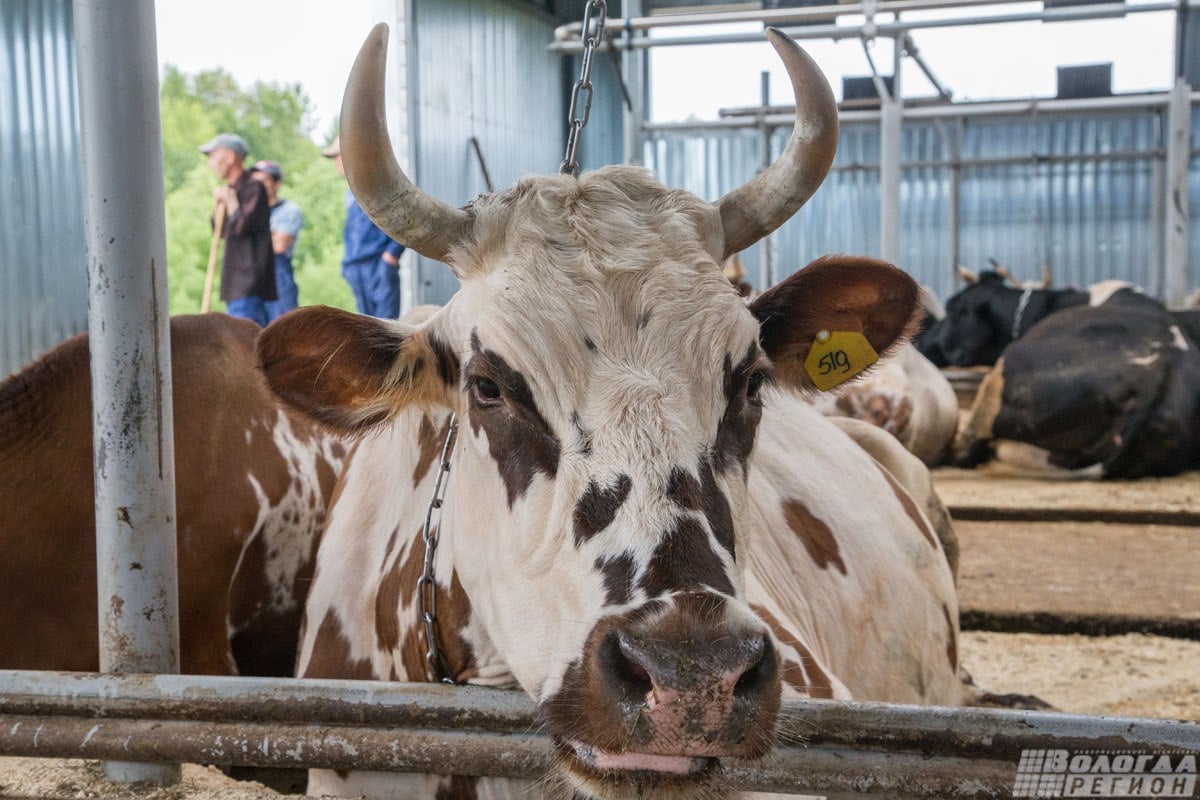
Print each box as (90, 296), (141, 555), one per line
(199, 133), (249, 158)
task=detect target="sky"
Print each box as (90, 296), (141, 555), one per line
(153, 0), (1176, 135)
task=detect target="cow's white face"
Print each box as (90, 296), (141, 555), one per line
(258, 22), (920, 800)
(431, 169), (768, 690)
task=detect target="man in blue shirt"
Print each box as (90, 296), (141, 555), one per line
(323, 137), (405, 318)
(249, 160), (302, 322)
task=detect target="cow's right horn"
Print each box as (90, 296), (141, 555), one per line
(341, 24), (472, 264)
(716, 29), (839, 260)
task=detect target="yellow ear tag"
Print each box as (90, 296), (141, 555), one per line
(804, 330), (879, 391)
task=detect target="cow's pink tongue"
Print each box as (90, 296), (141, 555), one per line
(569, 742), (707, 775)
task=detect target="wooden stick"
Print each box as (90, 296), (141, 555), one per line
(201, 201), (226, 313)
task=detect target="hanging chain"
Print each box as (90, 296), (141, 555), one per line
(560, 0), (608, 176)
(417, 413), (458, 684)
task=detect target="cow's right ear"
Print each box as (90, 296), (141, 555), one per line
(256, 307), (459, 434)
(749, 255), (920, 392)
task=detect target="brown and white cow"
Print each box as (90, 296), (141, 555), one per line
(257, 25), (961, 800)
(0, 313), (344, 676)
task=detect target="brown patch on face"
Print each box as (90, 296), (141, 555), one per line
(639, 516), (734, 597)
(666, 461), (735, 558)
(714, 345), (766, 475)
(781, 499), (847, 575)
(465, 332), (561, 507)
(302, 608), (374, 680)
(435, 775), (479, 800)
(751, 604), (834, 699)
(573, 474), (632, 547)
(427, 333), (461, 390)
(412, 414), (452, 487)
(595, 552), (637, 606)
(943, 603), (958, 671)
(874, 464), (937, 548)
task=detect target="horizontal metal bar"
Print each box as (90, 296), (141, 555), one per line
(555, 0), (1015, 39)
(550, 1), (1181, 52)
(0, 671), (1196, 760)
(645, 92), (1200, 134)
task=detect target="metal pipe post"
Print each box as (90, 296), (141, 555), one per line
(879, 38), (903, 264)
(1163, 76), (1192, 306)
(759, 70), (776, 287)
(622, 0), (646, 165)
(72, 0), (180, 785)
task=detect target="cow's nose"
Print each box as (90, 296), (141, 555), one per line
(606, 626), (775, 703)
(589, 617), (780, 759)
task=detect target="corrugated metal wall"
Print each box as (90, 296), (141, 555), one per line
(0, 0), (86, 378)
(411, 0), (566, 304)
(646, 104), (1200, 304)
(409, 0), (627, 305)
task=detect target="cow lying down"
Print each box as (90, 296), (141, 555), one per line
(0, 314), (344, 676)
(940, 280), (1200, 478)
(255, 25), (968, 800)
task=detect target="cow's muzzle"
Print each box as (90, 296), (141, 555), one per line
(540, 594), (781, 796)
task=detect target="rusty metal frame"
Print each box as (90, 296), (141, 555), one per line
(1, 671), (1197, 799)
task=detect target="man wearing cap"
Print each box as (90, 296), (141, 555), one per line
(249, 160), (303, 322)
(199, 132), (275, 326)
(323, 136), (405, 319)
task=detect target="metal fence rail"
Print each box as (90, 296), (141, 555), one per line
(1, 671), (1196, 799)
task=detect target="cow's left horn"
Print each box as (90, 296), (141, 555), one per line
(341, 24), (472, 263)
(716, 29), (839, 260)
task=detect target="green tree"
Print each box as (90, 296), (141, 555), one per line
(159, 66), (354, 315)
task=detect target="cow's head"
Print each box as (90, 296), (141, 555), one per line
(259, 24), (920, 800)
(917, 270), (1017, 367)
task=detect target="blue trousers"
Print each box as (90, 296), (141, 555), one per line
(343, 257), (399, 319)
(226, 295), (270, 328)
(264, 255), (299, 323)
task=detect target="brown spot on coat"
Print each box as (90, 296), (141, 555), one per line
(596, 552), (637, 606)
(639, 516), (734, 597)
(302, 609), (374, 680)
(751, 604), (834, 699)
(714, 346), (765, 475)
(413, 414), (451, 487)
(781, 499), (847, 575)
(666, 461), (735, 557)
(874, 464), (937, 548)
(573, 474), (632, 546)
(466, 332), (561, 507)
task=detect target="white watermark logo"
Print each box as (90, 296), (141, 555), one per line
(1013, 750), (1197, 798)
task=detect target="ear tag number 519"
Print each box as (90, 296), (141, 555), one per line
(803, 330), (879, 391)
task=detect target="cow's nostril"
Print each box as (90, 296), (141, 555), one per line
(600, 630), (653, 696)
(734, 633), (776, 699)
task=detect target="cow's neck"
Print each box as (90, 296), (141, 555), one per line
(999, 287), (1086, 340)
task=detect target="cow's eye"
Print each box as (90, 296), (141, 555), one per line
(746, 370), (766, 398)
(471, 377), (502, 405)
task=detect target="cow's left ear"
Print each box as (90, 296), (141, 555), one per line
(256, 307), (459, 434)
(749, 255), (920, 391)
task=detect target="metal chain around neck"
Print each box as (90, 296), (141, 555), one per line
(417, 413), (458, 684)
(1011, 286), (1035, 340)
(560, 0), (608, 176)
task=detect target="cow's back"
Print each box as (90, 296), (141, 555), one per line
(745, 392), (962, 705)
(0, 314), (342, 675)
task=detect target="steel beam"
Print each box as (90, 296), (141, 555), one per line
(71, 0), (179, 785)
(1163, 76), (1192, 306)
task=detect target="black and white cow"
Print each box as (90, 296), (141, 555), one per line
(952, 286), (1200, 478)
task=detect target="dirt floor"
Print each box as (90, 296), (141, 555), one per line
(0, 760), (313, 800)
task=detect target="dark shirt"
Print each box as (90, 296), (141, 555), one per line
(219, 171), (276, 302)
(342, 191), (404, 270)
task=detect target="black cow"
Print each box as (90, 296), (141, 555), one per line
(915, 271), (1091, 367)
(952, 287), (1200, 478)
